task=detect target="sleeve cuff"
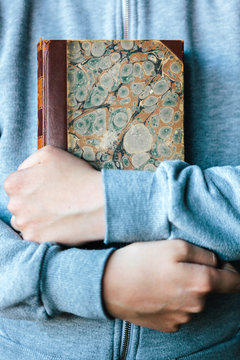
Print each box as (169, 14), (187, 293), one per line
(40, 244), (115, 320)
(101, 168), (170, 244)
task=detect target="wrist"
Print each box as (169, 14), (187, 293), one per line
(102, 246), (135, 320)
(102, 249), (123, 319)
(101, 250), (117, 319)
(94, 170), (105, 210)
(93, 170), (105, 239)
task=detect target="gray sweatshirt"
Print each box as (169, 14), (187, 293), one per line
(0, 0), (239, 359)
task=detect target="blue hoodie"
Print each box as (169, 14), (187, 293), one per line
(0, 0), (239, 359)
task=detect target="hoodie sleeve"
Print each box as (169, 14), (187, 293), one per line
(102, 160), (240, 261)
(0, 219), (114, 320)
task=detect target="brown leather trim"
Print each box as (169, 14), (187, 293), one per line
(37, 45), (43, 148)
(38, 77), (43, 110)
(38, 135), (43, 149)
(161, 40), (184, 61)
(38, 108), (43, 147)
(37, 39), (51, 52)
(42, 40), (67, 149)
(37, 38), (43, 52)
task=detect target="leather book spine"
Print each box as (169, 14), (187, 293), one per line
(37, 40), (67, 150)
(162, 40), (184, 160)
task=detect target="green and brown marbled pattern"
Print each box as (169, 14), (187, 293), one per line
(67, 40), (184, 171)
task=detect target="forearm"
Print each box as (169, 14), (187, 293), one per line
(0, 219), (114, 320)
(102, 160), (240, 260)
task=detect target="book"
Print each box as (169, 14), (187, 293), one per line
(37, 39), (184, 171)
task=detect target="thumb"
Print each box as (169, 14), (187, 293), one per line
(221, 262), (239, 273)
(178, 242), (218, 268)
(211, 267), (240, 293)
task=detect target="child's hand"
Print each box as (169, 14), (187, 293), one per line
(4, 145), (105, 246)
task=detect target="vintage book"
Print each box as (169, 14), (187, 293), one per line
(37, 39), (184, 171)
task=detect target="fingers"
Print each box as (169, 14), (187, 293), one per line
(185, 262), (240, 294)
(4, 148), (53, 195)
(131, 311), (194, 333)
(175, 240), (218, 267)
(10, 215), (20, 231)
(10, 216), (23, 238)
(181, 260), (240, 295)
(4, 165), (38, 196)
(4, 151), (44, 195)
(4, 171), (24, 195)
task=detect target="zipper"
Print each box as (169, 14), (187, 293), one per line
(123, 0), (129, 39)
(120, 321), (132, 360)
(120, 2), (131, 359)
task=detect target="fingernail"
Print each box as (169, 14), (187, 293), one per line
(223, 264), (238, 273)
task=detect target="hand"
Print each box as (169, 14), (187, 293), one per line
(103, 239), (240, 332)
(4, 145), (105, 245)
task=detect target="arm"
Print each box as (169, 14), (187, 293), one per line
(2, 217), (240, 331)
(0, 218), (114, 320)
(3, 147), (240, 330)
(102, 160), (240, 260)
(6, 146), (239, 260)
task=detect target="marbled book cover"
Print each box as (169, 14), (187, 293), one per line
(38, 40), (184, 171)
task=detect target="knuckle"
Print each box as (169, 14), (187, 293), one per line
(179, 314), (192, 324)
(4, 174), (16, 194)
(7, 200), (14, 213)
(3, 178), (10, 193)
(191, 301), (205, 313)
(7, 199), (21, 214)
(197, 269), (213, 294)
(4, 174), (23, 194)
(15, 216), (29, 230)
(174, 239), (190, 258)
(22, 222), (42, 243)
(188, 295), (206, 313)
(168, 324), (181, 333)
(22, 227), (36, 242)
